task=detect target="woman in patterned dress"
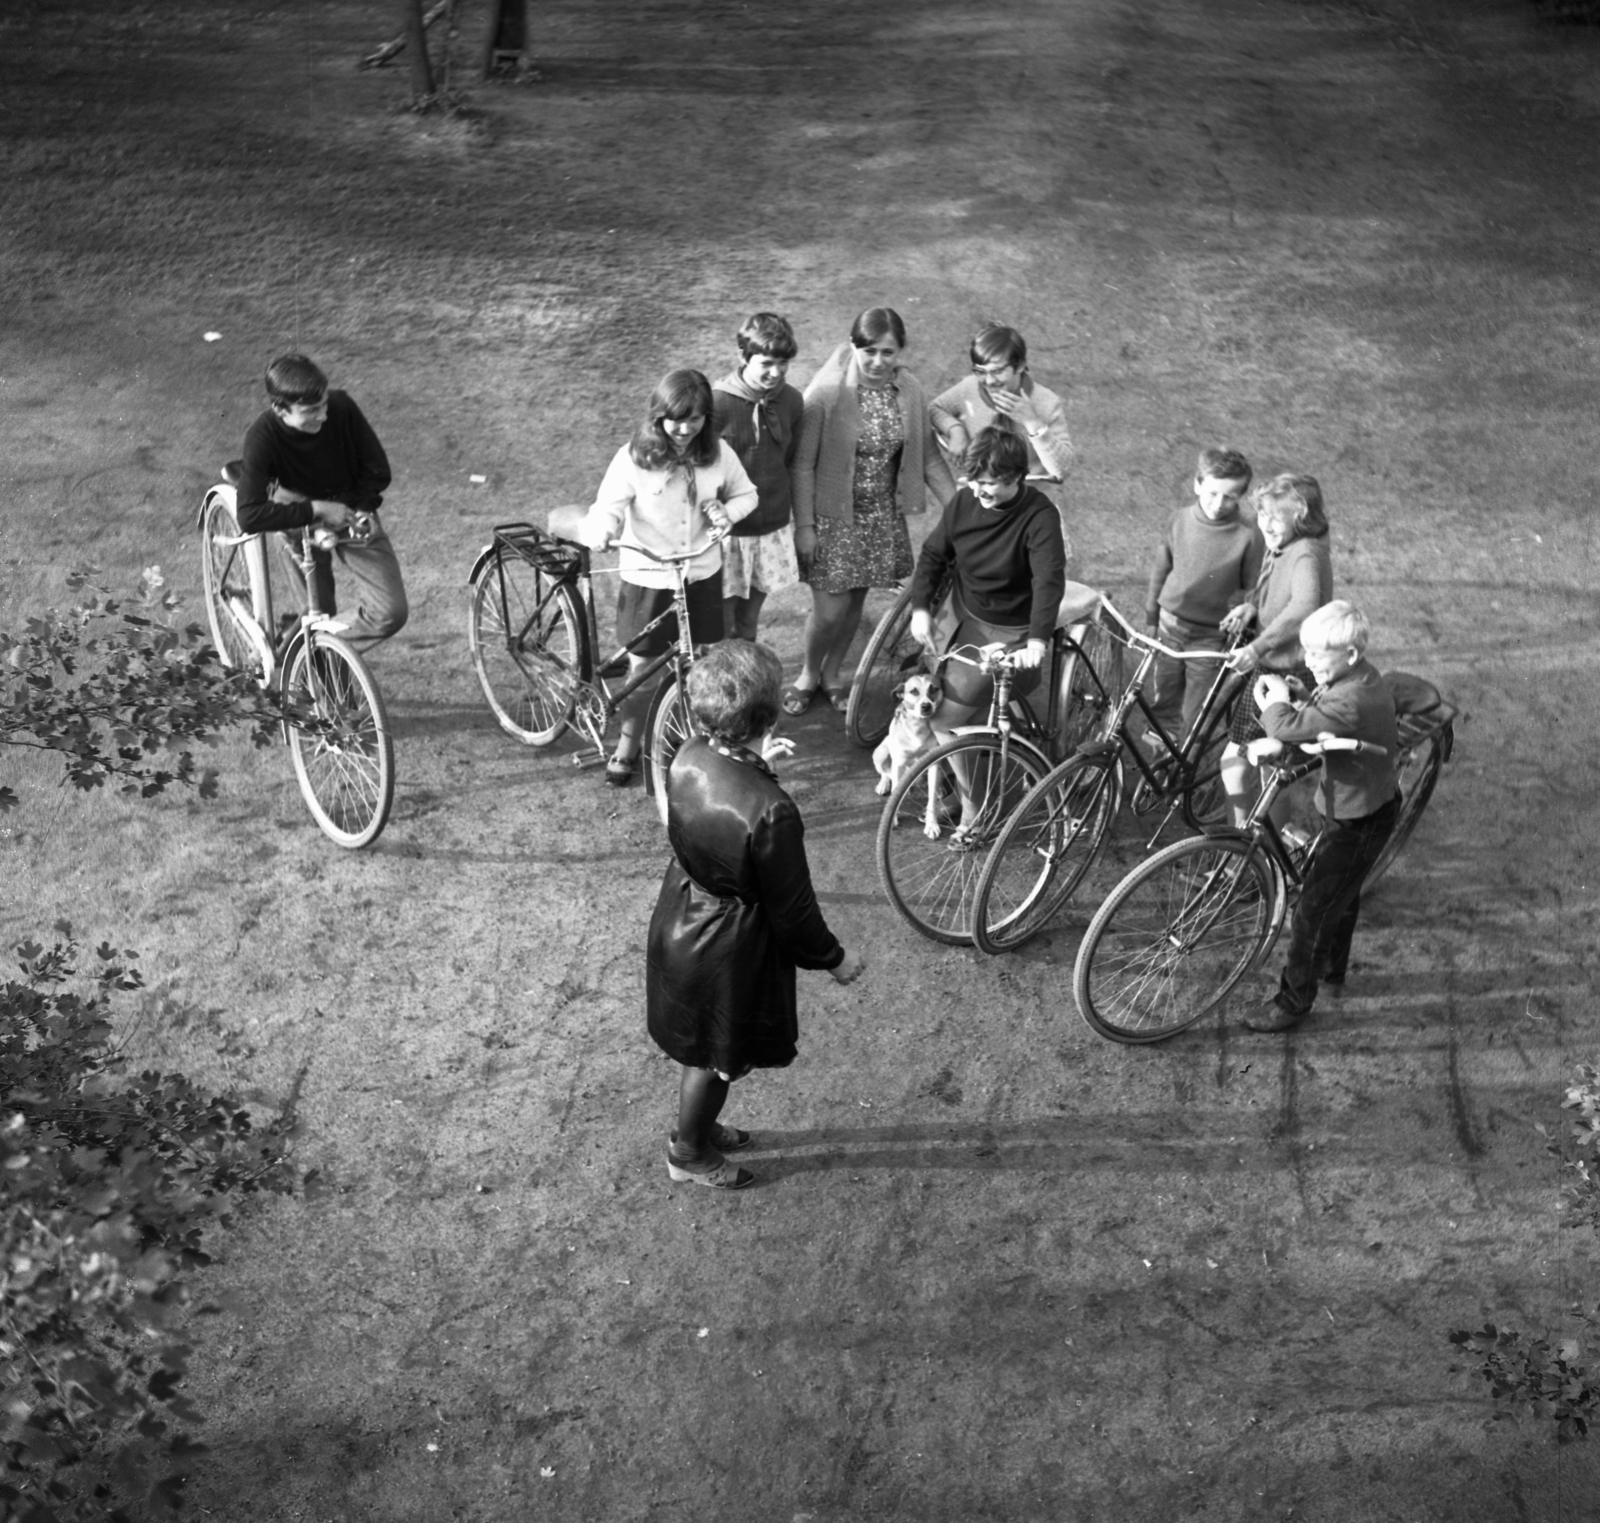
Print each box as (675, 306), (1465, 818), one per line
(783, 308), (956, 714)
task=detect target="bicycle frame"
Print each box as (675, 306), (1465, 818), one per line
(478, 521), (700, 766)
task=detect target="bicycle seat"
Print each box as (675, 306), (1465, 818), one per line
(1055, 581), (1103, 627)
(221, 459), (244, 486)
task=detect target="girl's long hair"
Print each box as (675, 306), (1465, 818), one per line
(629, 369), (718, 471)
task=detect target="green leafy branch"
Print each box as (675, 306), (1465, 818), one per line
(0, 566), (279, 812)
(2, 930), (311, 1520)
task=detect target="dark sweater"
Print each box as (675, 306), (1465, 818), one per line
(1262, 657), (1400, 820)
(711, 375), (803, 537)
(1145, 503), (1264, 627)
(910, 483), (1066, 643)
(236, 391), (391, 535)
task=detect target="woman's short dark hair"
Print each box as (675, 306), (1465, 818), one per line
(687, 640), (784, 747)
(265, 353), (329, 407)
(736, 312), (798, 362)
(849, 307), (907, 350)
(970, 324), (1027, 370)
(962, 427), (1029, 483)
(630, 369), (718, 471)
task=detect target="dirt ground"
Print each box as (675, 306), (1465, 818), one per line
(3, 0), (1600, 1518)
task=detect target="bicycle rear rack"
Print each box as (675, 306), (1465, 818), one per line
(490, 521), (585, 580)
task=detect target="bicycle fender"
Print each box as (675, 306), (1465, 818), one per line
(277, 628), (311, 742)
(198, 481), (237, 530)
(1076, 739), (1120, 763)
(466, 543), (498, 586)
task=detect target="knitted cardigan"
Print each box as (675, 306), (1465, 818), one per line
(792, 345), (955, 531)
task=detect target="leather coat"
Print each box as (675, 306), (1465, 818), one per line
(647, 737), (844, 1073)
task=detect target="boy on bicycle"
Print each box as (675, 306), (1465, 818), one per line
(235, 353), (409, 654)
(1143, 447), (1261, 749)
(1244, 599), (1399, 1033)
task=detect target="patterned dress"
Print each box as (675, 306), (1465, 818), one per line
(807, 384), (915, 594)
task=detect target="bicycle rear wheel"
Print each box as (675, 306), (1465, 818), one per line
(199, 491), (271, 675)
(1364, 723), (1449, 889)
(285, 634), (394, 849)
(845, 584), (923, 749)
(643, 671), (693, 827)
(1051, 619), (1119, 761)
(971, 753), (1119, 954)
(468, 554), (585, 745)
(1073, 834), (1277, 1043)
(877, 733), (1050, 946)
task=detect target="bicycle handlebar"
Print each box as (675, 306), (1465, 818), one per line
(931, 639), (1032, 674)
(1098, 595), (1247, 662)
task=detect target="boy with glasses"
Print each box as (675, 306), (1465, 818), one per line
(930, 323), (1074, 486)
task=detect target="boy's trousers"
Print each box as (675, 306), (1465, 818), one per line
(1276, 794), (1399, 1017)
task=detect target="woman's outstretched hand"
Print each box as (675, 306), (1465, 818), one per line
(830, 947), (865, 985)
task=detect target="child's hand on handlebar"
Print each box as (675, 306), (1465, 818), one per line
(1012, 637), (1048, 671)
(1220, 604), (1253, 635)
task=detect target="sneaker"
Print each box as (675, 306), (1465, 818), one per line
(666, 1151), (755, 1189)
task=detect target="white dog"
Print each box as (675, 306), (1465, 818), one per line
(873, 673), (945, 800)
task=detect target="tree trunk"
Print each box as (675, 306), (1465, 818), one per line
(403, 0), (434, 97)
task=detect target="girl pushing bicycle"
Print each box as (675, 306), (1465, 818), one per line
(574, 369), (758, 786)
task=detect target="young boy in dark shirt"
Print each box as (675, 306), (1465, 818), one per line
(1144, 447), (1262, 746)
(236, 353), (408, 654)
(909, 427), (1066, 727)
(1244, 600), (1400, 1032)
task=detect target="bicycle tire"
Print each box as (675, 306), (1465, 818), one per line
(1178, 688), (1238, 832)
(971, 753), (1119, 954)
(284, 634), (395, 849)
(1073, 834), (1277, 1044)
(468, 555), (585, 746)
(1051, 619), (1118, 761)
(1364, 723), (1449, 889)
(643, 672), (694, 827)
(199, 491), (271, 675)
(845, 584), (924, 749)
(877, 732), (1051, 946)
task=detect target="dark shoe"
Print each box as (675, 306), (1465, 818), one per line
(604, 752), (637, 787)
(671, 1124), (752, 1153)
(666, 1151), (754, 1189)
(1244, 1002), (1306, 1034)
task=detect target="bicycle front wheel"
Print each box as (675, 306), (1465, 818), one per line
(877, 733), (1051, 946)
(468, 555), (585, 745)
(971, 753), (1119, 954)
(199, 492), (271, 675)
(284, 634), (395, 849)
(1364, 723), (1449, 890)
(643, 671), (693, 827)
(1073, 834), (1277, 1043)
(845, 584), (923, 749)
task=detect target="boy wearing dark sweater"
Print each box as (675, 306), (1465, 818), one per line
(1244, 600), (1400, 1033)
(909, 428), (1065, 726)
(236, 353), (408, 654)
(1144, 448), (1262, 744)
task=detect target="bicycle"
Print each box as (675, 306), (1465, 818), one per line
(875, 641), (1069, 946)
(967, 595), (1245, 954)
(465, 517), (711, 827)
(1071, 706), (1450, 1045)
(197, 463), (395, 849)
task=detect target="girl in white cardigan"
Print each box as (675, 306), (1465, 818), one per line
(580, 370), (758, 784)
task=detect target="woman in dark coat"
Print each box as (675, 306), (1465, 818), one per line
(648, 640), (864, 1189)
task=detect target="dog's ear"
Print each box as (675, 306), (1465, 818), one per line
(893, 681), (907, 701)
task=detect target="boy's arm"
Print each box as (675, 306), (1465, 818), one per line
(1026, 393), (1075, 481)
(928, 391), (967, 455)
(235, 422), (313, 535)
(343, 396), (391, 514)
(1237, 526), (1265, 597)
(1260, 682), (1360, 746)
(1027, 506), (1068, 645)
(1144, 526), (1175, 627)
